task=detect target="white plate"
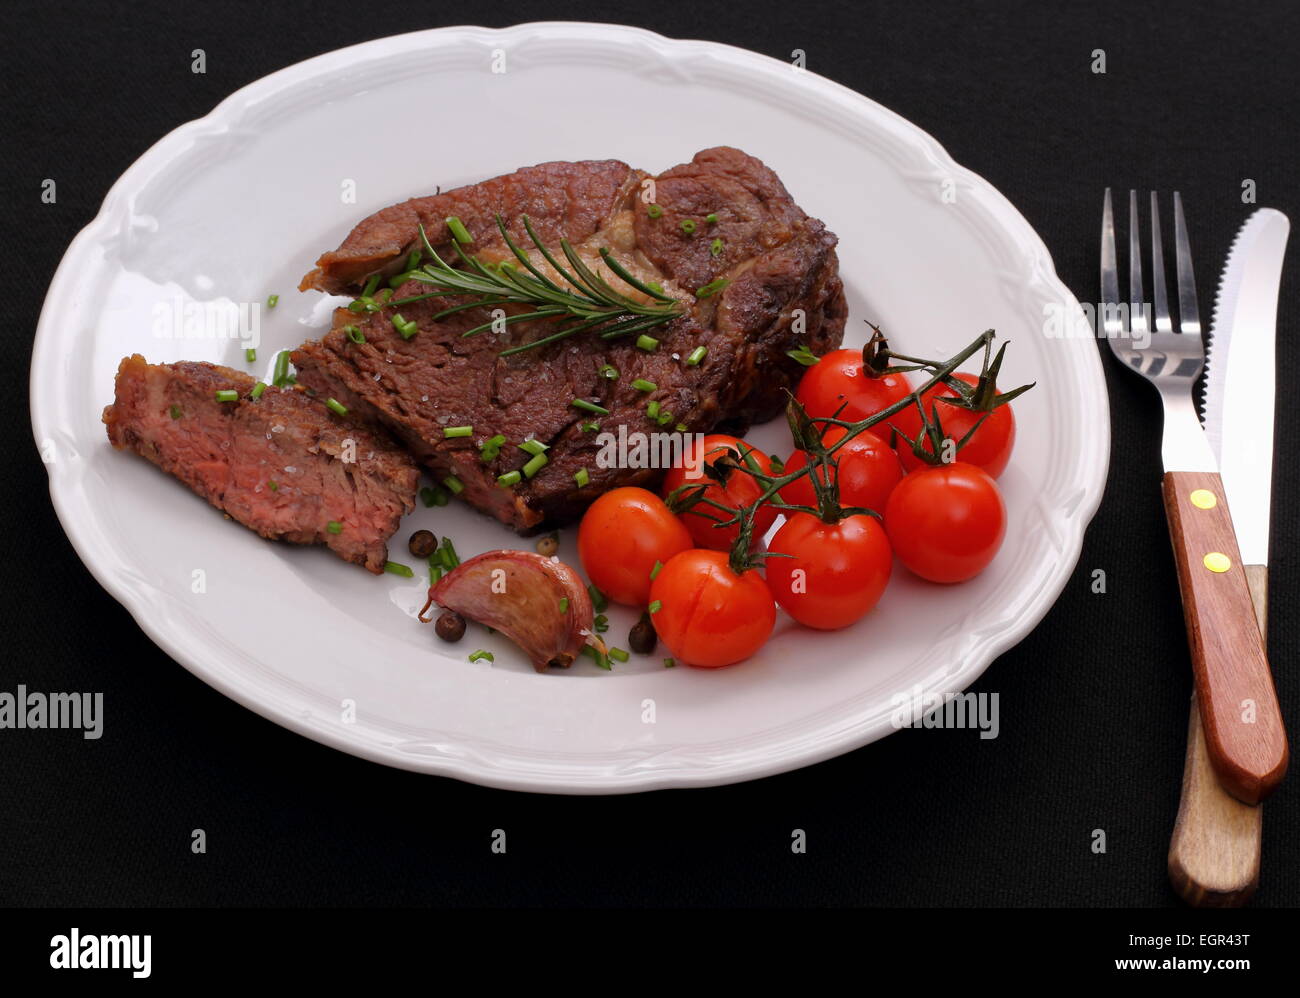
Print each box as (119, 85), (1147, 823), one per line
(31, 22), (1108, 793)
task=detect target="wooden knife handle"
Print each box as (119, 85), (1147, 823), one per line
(1168, 565), (1267, 907)
(1162, 471), (1288, 804)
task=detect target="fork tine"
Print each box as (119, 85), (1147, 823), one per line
(1100, 188), (1121, 337)
(1173, 192), (1201, 336)
(1150, 193), (1172, 333)
(1128, 190), (1148, 340)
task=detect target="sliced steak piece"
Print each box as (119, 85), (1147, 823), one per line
(293, 146), (846, 533)
(103, 355), (419, 572)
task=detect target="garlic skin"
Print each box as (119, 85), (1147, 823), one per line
(430, 550), (597, 671)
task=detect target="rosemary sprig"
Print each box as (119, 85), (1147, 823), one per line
(389, 215), (683, 356)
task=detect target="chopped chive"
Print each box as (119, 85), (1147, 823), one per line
(636, 334), (659, 351)
(443, 425), (473, 438)
(559, 597), (569, 613)
(266, 294), (279, 309)
(674, 422), (688, 433)
(599, 364), (619, 380)
(582, 645), (612, 670)
(574, 467), (590, 487)
(646, 203), (663, 219)
(646, 400), (660, 419)
(384, 560), (414, 578)
(443, 475), (464, 495)
(631, 378), (657, 392)
(572, 398), (610, 415)
(344, 324), (365, 344)
(695, 277), (729, 298)
(250, 382), (267, 400)
(648, 600), (662, 614)
(419, 487), (437, 507)
(392, 314), (418, 339)
(588, 584), (608, 613)
(428, 557), (441, 585)
(446, 216), (472, 244)
(664, 657), (676, 668)
(479, 434), (506, 461)
(245, 347), (257, 363)
(786, 343), (821, 367)
(326, 520), (342, 534)
(388, 271), (412, 289)
(497, 470), (522, 487)
(646, 281), (663, 294)
(710, 237), (724, 257)
(375, 287), (392, 305)
(468, 649), (494, 663)
(650, 560), (663, 580)
(581, 421), (600, 433)
(406, 248), (423, 271)
(608, 647), (630, 663)
(215, 389), (238, 402)
(362, 275), (381, 298)
(269, 480), (278, 491)
(272, 350), (291, 386)
(685, 345), (707, 366)
(439, 537), (461, 569)
(169, 404), (182, 419)
(679, 219), (696, 235)
(522, 452), (548, 479)
(325, 397), (348, 416)
(657, 411), (673, 426)
(705, 213), (718, 224)
(594, 613), (609, 633)
(518, 438), (549, 456)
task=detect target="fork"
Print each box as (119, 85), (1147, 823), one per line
(1101, 189), (1288, 805)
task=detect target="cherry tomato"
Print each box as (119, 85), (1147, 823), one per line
(780, 427), (903, 516)
(893, 373), (1016, 478)
(578, 487), (692, 606)
(795, 349), (913, 423)
(660, 434), (776, 550)
(884, 463), (1006, 583)
(765, 513), (892, 629)
(649, 549), (776, 667)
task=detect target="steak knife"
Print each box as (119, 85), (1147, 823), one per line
(1168, 207), (1289, 905)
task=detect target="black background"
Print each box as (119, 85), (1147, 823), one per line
(4, 0), (1299, 908)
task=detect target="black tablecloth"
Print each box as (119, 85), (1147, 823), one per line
(4, 0), (1297, 907)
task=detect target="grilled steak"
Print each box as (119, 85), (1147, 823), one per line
(294, 147), (846, 532)
(103, 355), (419, 572)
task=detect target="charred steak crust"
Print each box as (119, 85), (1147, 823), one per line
(300, 159), (643, 295)
(293, 147), (845, 533)
(103, 355), (419, 572)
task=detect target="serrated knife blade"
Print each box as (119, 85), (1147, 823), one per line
(1202, 208), (1290, 567)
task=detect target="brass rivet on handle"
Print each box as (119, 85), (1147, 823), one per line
(1203, 552), (1231, 573)
(1189, 489), (1217, 509)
